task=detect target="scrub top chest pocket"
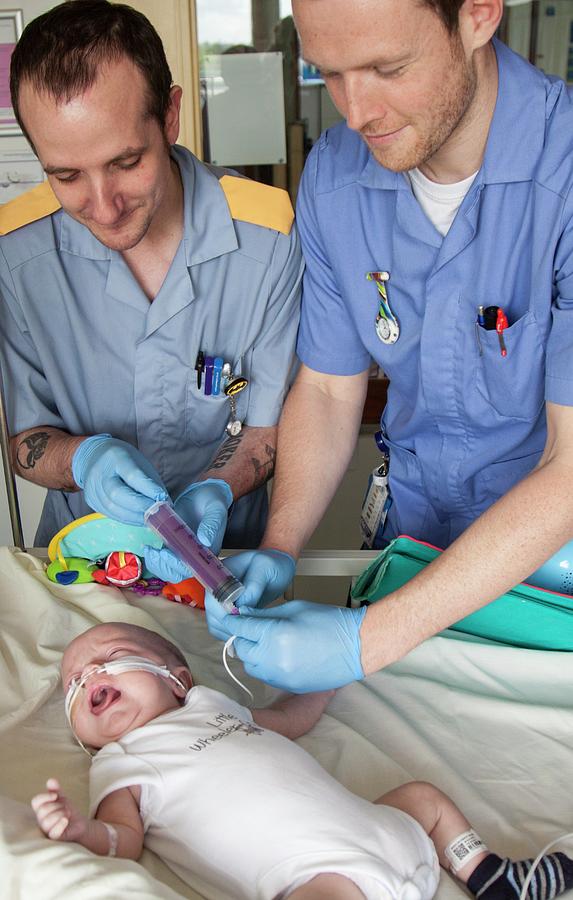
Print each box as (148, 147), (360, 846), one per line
(186, 353), (251, 446)
(474, 309), (544, 421)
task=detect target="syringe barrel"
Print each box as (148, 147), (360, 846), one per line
(144, 501), (243, 606)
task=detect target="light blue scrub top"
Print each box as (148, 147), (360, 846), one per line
(296, 40), (573, 549)
(0, 146), (303, 547)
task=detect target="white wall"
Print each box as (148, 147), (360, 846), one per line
(0, 462), (45, 547)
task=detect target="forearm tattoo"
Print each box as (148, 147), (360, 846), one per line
(251, 442), (276, 488)
(16, 431), (50, 471)
(208, 436), (276, 491)
(209, 432), (245, 469)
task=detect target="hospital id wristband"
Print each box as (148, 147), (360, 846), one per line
(445, 829), (487, 873)
(102, 821), (118, 857)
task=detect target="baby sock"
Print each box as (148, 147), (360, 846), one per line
(467, 851), (573, 900)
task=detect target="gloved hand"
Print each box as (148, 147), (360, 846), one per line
(175, 479), (233, 551)
(72, 434), (168, 525)
(205, 594), (367, 692)
(223, 549), (296, 609)
(144, 479), (233, 583)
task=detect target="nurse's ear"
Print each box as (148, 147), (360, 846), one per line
(164, 84), (182, 146)
(459, 0), (503, 52)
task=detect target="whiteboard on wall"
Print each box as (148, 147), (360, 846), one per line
(202, 52), (286, 167)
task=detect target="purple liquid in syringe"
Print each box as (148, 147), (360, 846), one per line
(144, 501), (243, 609)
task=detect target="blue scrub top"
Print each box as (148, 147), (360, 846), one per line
(296, 40), (573, 549)
(0, 146), (303, 547)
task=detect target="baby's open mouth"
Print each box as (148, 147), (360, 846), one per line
(89, 684), (121, 715)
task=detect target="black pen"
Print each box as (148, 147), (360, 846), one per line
(483, 306), (499, 331)
(195, 350), (205, 390)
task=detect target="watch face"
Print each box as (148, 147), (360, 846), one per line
(376, 315), (399, 344)
(226, 419), (242, 436)
(376, 316), (391, 341)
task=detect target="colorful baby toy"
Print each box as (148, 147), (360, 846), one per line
(46, 513), (205, 608)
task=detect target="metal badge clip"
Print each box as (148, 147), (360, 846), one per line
(224, 375), (249, 436)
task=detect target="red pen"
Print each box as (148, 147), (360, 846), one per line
(496, 307), (508, 357)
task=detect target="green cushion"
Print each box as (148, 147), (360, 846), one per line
(351, 536), (573, 650)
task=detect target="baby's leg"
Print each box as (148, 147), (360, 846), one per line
(288, 873), (366, 899)
(377, 780), (486, 880)
(377, 781), (573, 900)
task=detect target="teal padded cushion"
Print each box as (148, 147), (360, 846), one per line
(58, 517), (163, 563)
(351, 535), (573, 650)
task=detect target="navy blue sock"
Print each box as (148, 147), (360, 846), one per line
(467, 852), (573, 900)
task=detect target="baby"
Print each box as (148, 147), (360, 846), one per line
(32, 622), (573, 900)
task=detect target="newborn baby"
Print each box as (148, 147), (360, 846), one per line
(31, 622), (573, 900)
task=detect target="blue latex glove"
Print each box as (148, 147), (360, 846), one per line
(224, 549), (296, 608)
(72, 434), (168, 525)
(144, 479), (233, 583)
(175, 479), (233, 551)
(205, 594), (367, 692)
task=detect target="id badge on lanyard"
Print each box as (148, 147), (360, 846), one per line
(360, 449), (392, 549)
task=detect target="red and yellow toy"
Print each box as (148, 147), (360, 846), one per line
(92, 551), (142, 587)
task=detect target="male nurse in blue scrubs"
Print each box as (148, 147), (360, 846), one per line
(197, 0), (573, 690)
(0, 1), (303, 557)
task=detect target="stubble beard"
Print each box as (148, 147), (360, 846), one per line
(87, 211), (152, 252)
(365, 36), (478, 174)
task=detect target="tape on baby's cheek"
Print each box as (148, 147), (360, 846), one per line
(444, 830), (487, 873)
(65, 680), (82, 726)
(65, 658), (187, 733)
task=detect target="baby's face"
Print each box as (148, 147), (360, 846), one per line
(62, 624), (190, 750)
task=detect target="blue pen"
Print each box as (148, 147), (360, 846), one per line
(477, 305), (486, 327)
(204, 356), (214, 395)
(212, 357), (224, 395)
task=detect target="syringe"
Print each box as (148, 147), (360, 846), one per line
(144, 501), (243, 612)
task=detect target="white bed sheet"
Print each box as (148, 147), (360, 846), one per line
(1, 546), (573, 900)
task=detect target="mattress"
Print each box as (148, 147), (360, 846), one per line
(1, 546), (572, 899)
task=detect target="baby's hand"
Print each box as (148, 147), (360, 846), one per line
(31, 778), (87, 842)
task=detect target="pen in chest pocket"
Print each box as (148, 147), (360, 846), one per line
(476, 305), (509, 358)
(193, 350), (250, 436)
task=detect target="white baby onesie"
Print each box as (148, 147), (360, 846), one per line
(90, 685), (439, 900)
